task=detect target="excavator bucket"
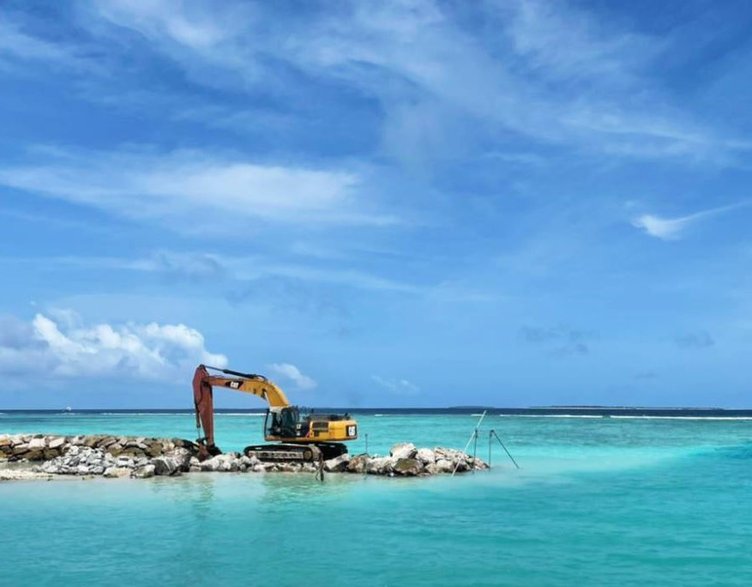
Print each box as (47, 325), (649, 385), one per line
(193, 365), (218, 454)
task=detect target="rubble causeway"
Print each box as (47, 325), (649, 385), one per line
(0, 434), (488, 480)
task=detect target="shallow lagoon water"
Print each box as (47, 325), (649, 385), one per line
(2, 413), (752, 586)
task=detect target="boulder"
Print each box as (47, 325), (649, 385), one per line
(146, 442), (163, 458)
(392, 458), (424, 476)
(390, 443), (417, 460)
(424, 463), (441, 475)
(172, 448), (193, 472)
(346, 454), (369, 474)
(435, 459), (454, 474)
(97, 436), (114, 447)
(48, 437), (66, 449)
(323, 453), (351, 472)
(12, 443), (29, 455)
(452, 459), (469, 473)
(84, 436), (103, 448)
(152, 456), (181, 476)
(240, 455), (259, 468)
(366, 456), (394, 475)
(25, 449), (45, 461)
(131, 464), (155, 479)
(107, 444), (125, 457)
(103, 467), (130, 478)
(42, 448), (60, 460)
(116, 456), (135, 468)
(200, 454), (239, 472)
(415, 448), (435, 464)
(28, 437), (46, 450)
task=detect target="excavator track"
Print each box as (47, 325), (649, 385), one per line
(243, 443), (348, 463)
(243, 444), (322, 463)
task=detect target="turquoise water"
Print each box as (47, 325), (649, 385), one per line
(2, 412), (752, 586)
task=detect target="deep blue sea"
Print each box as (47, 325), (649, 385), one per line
(2, 410), (752, 586)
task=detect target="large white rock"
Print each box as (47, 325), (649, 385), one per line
(346, 455), (369, 474)
(103, 467), (130, 478)
(48, 437), (66, 449)
(435, 459), (454, 473)
(415, 448), (435, 464)
(116, 456), (134, 468)
(424, 463), (441, 475)
(132, 464), (155, 478)
(28, 437), (46, 450)
(366, 456), (394, 475)
(390, 443), (417, 460)
(392, 458), (424, 476)
(169, 448), (193, 472)
(200, 454), (240, 472)
(323, 453), (351, 472)
(152, 456), (180, 476)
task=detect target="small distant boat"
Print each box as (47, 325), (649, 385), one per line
(64, 406), (73, 413)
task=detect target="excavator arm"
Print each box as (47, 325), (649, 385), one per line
(204, 374), (290, 408)
(192, 364), (291, 451)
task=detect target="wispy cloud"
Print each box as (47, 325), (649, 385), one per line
(632, 202), (749, 240)
(519, 325), (592, 356)
(371, 375), (420, 395)
(0, 311), (226, 379)
(0, 17), (96, 73)
(0, 148), (396, 228)
(674, 331), (714, 349)
(268, 363), (317, 391)
(60, 0), (750, 165)
(6, 251), (420, 295)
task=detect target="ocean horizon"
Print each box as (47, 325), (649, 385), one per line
(4, 406), (752, 416)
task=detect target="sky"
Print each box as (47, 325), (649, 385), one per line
(1, 0), (751, 409)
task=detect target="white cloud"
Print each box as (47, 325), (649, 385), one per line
(371, 375), (420, 395)
(0, 17), (94, 72)
(268, 363), (317, 390)
(74, 0), (748, 163)
(0, 311), (226, 380)
(0, 148), (395, 228)
(4, 1), (747, 164)
(632, 202), (749, 240)
(92, 0), (237, 50)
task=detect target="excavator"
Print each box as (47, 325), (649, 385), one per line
(192, 364), (358, 462)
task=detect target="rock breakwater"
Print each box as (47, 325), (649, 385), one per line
(0, 435), (488, 480)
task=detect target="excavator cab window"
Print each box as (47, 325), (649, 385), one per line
(267, 407), (300, 438)
(280, 408), (296, 436)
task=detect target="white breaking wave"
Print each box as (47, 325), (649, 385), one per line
(93, 412), (266, 417)
(609, 415), (752, 421)
(498, 414), (604, 418)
